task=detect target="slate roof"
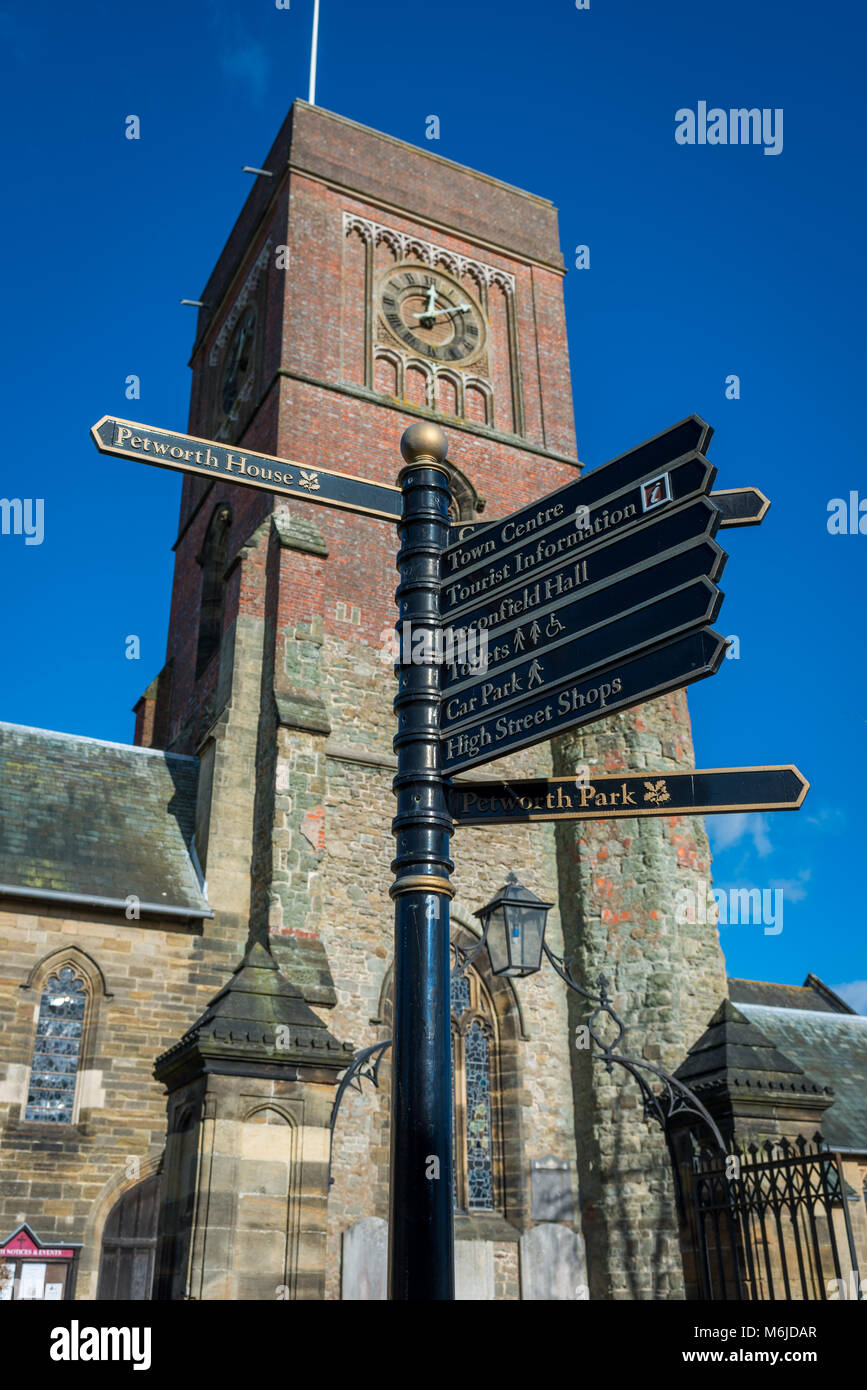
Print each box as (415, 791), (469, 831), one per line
(154, 940), (353, 1086)
(675, 999), (833, 1105)
(0, 721), (211, 919)
(737, 1003), (867, 1154)
(729, 975), (854, 1014)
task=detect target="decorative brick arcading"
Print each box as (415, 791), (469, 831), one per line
(208, 240), (274, 367)
(343, 212), (515, 294)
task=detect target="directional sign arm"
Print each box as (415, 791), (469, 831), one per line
(441, 627), (727, 775)
(711, 488), (771, 527)
(443, 416), (713, 573)
(449, 486), (771, 546)
(447, 766), (809, 825)
(91, 416), (403, 523)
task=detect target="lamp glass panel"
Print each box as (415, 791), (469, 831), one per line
(484, 905), (510, 975)
(521, 906), (546, 972)
(504, 902), (544, 973)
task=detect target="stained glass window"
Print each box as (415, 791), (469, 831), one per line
(450, 970), (470, 1018)
(464, 1021), (494, 1209)
(25, 967), (86, 1123)
(450, 956), (497, 1212)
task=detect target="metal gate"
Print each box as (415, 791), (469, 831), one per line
(682, 1134), (863, 1301)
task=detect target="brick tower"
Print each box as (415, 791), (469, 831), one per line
(138, 101), (728, 1299)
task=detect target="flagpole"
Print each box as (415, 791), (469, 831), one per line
(308, 0), (320, 105)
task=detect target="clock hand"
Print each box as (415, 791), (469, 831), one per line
(411, 303), (471, 320)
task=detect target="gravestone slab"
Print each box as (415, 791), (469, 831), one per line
(531, 1155), (574, 1222)
(341, 1217), (387, 1300)
(520, 1223), (588, 1300)
(455, 1239), (495, 1300)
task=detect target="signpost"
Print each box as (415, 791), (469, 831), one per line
(438, 423), (729, 775)
(447, 765), (810, 826)
(89, 403), (798, 1305)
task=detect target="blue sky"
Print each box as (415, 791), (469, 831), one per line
(1, 0), (864, 1004)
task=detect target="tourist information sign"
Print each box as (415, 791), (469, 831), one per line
(442, 416), (714, 584)
(447, 765), (810, 826)
(439, 417), (733, 775)
(441, 453), (717, 622)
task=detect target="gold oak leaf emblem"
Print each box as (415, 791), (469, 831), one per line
(298, 470), (321, 492)
(643, 779), (670, 805)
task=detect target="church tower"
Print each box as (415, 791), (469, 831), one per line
(138, 101), (727, 1299)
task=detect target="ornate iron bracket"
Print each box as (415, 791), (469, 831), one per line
(329, 945), (727, 1190)
(542, 942), (727, 1154)
(328, 1039), (392, 1187)
(450, 927), (489, 980)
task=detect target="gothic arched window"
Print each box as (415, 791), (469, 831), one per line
(450, 959), (499, 1211)
(195, 504), (233, 678)
(25, 966), (87, 1124)
(444, 462), (485, 526)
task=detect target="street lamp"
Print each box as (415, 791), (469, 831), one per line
(475, 872), (553, 978)
(463, 869), (728, 1158)
(331, 865), (731, 1226)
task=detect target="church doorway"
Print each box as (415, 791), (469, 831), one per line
(96, 1174), (160, 1300)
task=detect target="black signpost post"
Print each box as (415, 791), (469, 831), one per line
(90, 405), (800, 1304)
(388, 423), (455, 1301)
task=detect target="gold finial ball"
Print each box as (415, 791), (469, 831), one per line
(400, 421), (448, 466)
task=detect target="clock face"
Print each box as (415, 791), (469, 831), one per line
(220, 306), (257, 419)
(379, 265), (485, 364)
